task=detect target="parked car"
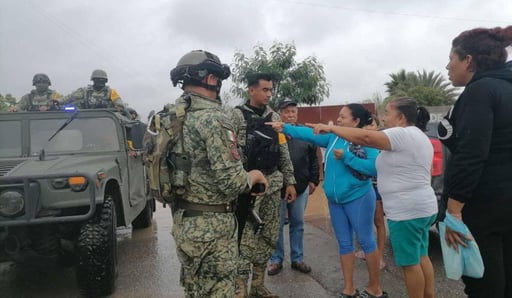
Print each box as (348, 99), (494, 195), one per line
(425, 121), (444, 197)
(0, 109), (154, 297)
(425, 120), (447, 224)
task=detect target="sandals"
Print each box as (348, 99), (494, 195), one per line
(267, 263), (283, 276)
(338, 289), (359, 298)
(291, 261), (311, 273)
(359, 289), (389, 298)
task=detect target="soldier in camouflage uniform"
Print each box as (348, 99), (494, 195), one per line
(11, 73), (62, 111)
(64, 69), (125, 110)
(169, 50), (269, 298)
(231, 73), (297, 298)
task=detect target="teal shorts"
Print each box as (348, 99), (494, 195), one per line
(388, 214), (436, 266)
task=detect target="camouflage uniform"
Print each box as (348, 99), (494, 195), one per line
(231, 104), (296, 289)
(16, 89), (62, 111)
(64, 85), (124, 109)
(171, 91), (252, 298)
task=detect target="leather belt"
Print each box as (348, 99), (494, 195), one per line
(177, 199), (234, 215)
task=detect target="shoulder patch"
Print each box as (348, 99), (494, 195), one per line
(218, 118), (240, 160)
(110, 89), (120, 101)
(52, 92), (63, 100)
(278, 133), (287, 144)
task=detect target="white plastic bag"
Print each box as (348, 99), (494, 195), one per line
(439, 213), (484, 280)
(439, 222), (463, 279)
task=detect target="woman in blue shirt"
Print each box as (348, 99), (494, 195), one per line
(270, 103), (385, 298)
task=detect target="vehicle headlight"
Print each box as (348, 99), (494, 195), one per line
(0, 190), (25, 217)
(68, 176), (88, 192)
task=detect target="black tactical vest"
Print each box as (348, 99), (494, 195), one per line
(237, 107), (280, 174)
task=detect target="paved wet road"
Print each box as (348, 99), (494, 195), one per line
(0, 204), (184, 298)
(0, 194), (466, 298)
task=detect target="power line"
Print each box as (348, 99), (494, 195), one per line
(271, 0), (511, 25)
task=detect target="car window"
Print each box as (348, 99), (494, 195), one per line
(425, 121), (439, 138)
(0, 120), (22, 157)
(30, 117), (120, 155)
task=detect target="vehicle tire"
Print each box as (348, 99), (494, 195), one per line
(132, 199), (153, 229)
(76, 195), (118, 297)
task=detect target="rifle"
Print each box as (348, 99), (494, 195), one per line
(236, 183), (265, 246)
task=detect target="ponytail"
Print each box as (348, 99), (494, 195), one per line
(415, 107), (430, 131)
(346, 103), (373, 128)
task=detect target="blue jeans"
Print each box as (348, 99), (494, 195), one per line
(270, 186), (309, 264)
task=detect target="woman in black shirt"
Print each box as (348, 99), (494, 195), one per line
(441, 26), (512, 298)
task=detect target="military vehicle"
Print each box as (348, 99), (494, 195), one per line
(0, 109), (154, 297)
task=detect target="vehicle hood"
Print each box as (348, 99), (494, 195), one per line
(0, 155), (120, 178)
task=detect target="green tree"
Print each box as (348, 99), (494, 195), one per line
(0, 93), (17, 111)
(384, 69), (458, 106)
(230, 42), (329, 109)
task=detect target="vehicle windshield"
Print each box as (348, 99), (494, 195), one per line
(30, 117), (120, 155)
(0, 120), (22, 157)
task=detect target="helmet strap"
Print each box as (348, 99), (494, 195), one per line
(182, 75), (219, 93)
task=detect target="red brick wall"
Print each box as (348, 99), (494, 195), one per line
(296, 103), (376, 125)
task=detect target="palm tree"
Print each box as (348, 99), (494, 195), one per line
(385, 69), (458, 106)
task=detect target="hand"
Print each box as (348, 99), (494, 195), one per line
(8, 106), (17, 112)
(308, 182), (316, 194)
(265, 121), (285, 133)
(284, 185), (297, 203)
(39, 105), (49, 111)
(444, 223), (472, 252)
(444, 198), (470, 251)
(305, 123), (331, 135)
(248, 170), (269, 196)
(333, 148), (344, 160)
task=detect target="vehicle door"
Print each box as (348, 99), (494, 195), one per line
(125, 121), (147, 206)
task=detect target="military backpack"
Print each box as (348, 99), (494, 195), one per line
(144, 101), (191, 212)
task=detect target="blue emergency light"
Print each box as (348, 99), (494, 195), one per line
(63, 105), (76, 112)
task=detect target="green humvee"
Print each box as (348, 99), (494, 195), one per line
(0, 109), (154, 297)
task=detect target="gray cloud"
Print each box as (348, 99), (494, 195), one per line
(1, 0), (510, 119)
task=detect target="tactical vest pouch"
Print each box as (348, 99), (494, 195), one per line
(239, 109), (280, 173)
(144, 103), (187, 208)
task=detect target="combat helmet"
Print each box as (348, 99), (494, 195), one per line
(32, 73), (51, 86)
(90, 69), (108, 80)
(170, 50), (230, 91)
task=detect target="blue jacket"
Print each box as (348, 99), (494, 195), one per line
(283, 124), (378, 204)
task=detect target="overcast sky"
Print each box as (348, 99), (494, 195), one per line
(1, 0), (510, 119)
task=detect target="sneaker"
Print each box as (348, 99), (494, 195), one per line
(267, 263), (283, 276)
(359, 289), (388, 298)
(291, 261), (311, 273)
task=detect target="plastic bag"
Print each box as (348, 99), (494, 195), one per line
(439, 213), (484, 280)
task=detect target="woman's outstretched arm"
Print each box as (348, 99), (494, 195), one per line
(306, 123), (392, 151)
